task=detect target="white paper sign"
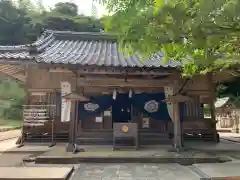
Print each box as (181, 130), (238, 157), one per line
(104, 110), (111, 116)
(142, 118), (150, 128)
(61, 82), (71, 122)
(95, 116), (103, 123)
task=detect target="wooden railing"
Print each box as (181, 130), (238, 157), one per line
(216, 116), (234, 129)
(18, 105), (56, 147)
(23, 104), (56, 124)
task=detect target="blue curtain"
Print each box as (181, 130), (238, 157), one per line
(77, 93), (186, 121)
(131, 93), (171, 121)
(112, 93), (131, 122)
(78, 95), (113, 120)
(179, 103), (184, 121)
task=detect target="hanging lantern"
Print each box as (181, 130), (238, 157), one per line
(113, 89), (117, 100)
(129, 89), (133, 98)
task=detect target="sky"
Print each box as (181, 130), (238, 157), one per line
(38, 0), (106, 17)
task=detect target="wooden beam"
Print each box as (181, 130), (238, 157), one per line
(28, 88), (57, 92)
(48, 67), (176, 76)
(30, 92), (47, 96)
(75, 73), (171, 79)
(78, 70), (172, 76)
(187, 90), (210, 96)
(77, 82), (171, 88)
(80, 73), (177, 81)
(77, 78), (174, 88)
(49, 68), (72, 73)
(167, 94), (193, 103)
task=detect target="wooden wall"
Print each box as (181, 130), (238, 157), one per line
(27, 66), (76, 90)
(26, 65), (213, 133)
(27, 66), (211, 94)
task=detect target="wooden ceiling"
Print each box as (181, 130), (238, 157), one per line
(0, 65), (26, 82)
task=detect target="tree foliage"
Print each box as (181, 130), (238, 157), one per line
(99, 0), (240, 76)
(0, 0), (104, 45)
(0, 78), (25, 120)
(0, 0), (104, 119)
(53, 2), (78, 16)
(0, 0), (36, 44)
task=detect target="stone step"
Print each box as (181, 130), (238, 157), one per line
(76, 137), (171, 145)
(0, 166), (73, 180)
(78, 131), (170, 138)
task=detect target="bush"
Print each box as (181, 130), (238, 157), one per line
(0, 78), (25, 120)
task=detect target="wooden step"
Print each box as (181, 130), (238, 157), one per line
(24, 120), (49, 123)
(24, 115), (48, 119)
(23, 123), (45, 127)
(24, 133), (69, 143)
(24, 109), (47, 113)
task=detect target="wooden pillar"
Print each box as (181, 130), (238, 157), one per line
(67, 101), (75, 149)
(25, 64), (29, 105)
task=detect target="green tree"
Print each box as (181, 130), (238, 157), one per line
(0, 0), (104, 119)
(99, 0), (240, 76)
(0, 0), (35, 45)
(53, 2), (78, 16)
(0, 0), (104, 46)
(0, 78), (25, 120)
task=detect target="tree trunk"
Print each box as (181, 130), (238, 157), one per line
(173, 101), (183, 149)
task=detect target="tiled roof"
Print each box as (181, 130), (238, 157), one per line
(215, 97), (230, 108)
(0, 30), (181, 68)
(0, 45), (33, 60)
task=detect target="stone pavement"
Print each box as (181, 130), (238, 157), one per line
(71, 163), (201, 180)
(0, 142), (51, 166)
(193, 163), (240, 179)
(188, 139), (240, 152)
(71, 162), (240, 180)
(0, 138), (30, 166)
(219, 132), (240, 143)
(0, 137), (49, 167)
(0, 139), (240, 179)
(36, 143), (231, 164)
(0, 167), (73, 180)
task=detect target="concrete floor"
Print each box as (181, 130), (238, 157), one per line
(0, 129), (20, 141)
(0, 131), (240, 179)
(70, 162), (240, 180)
(0, 138), (17, 152)
(0, 138), (30, 166)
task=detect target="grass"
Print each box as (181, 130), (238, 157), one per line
(0, 118), (21, 127)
